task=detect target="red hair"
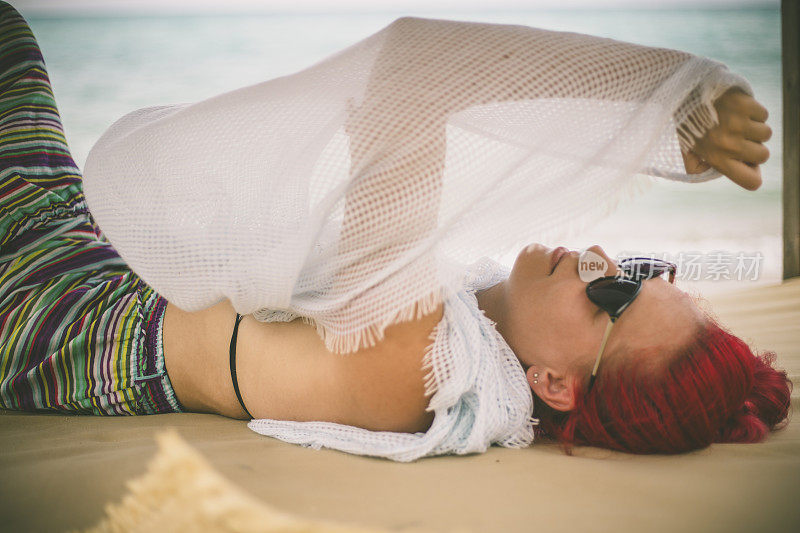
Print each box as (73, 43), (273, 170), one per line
(533, 317), (793, 455)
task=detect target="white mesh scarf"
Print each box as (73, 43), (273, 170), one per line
(249, 256), (535, 462)
(82, 17), (754, 459)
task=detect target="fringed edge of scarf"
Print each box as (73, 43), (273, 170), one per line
(296, 285), (448, 357)
(675, 91), (720, 159)
(421, 319), (444, 402)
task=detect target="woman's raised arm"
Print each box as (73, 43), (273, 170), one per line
(321, 17), (764, 354)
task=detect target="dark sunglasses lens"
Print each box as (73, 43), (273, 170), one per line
(587, 277), (639, 315)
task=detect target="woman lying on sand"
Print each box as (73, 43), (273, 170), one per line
(0, 2), (791, 461)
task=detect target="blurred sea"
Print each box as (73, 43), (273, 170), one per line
(22, 5), (783, 295)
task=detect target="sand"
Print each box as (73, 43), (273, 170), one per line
(1, 278), (798, 533)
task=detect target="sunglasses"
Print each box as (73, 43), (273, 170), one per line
(584, 257), (677, 393)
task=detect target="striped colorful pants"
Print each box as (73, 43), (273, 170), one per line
(0, 2), (183, 415)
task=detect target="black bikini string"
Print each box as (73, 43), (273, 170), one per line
(230, 313), (253, 419)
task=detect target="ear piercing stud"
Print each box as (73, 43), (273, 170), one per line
(533, 372), (539, 384)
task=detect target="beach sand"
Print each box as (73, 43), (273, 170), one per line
(1, 278), (798, 532)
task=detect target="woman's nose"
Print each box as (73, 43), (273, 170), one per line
(582, 244), (620, 277)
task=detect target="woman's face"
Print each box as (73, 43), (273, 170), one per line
(501, 243), (704, 412)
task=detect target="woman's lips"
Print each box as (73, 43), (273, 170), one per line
(549, 247), (568, 275)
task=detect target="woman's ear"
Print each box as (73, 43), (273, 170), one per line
(526, 365), (576, 412)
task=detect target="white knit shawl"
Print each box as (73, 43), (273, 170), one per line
(247, 256), (537, 462)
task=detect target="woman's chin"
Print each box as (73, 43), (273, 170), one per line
(523, 242), (550, 254)
(516, 242), (560, 279)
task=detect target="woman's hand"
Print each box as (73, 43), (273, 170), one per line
(681, 87), (772, 191)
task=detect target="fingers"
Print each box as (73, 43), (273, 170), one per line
(747, 98), (769, 123)
(702, 134), (768, 190)
(746, 120), (773, 143)
(738, 138), (770, 166)
(718, 88), (769, 123)
(709, 153), (763, 191)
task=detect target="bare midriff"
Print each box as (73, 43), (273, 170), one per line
(162, 299), (441, 433)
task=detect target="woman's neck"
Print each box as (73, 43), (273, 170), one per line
(475, 280), (509, 337)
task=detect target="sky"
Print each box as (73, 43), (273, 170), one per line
(15, 0), (778, 15)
